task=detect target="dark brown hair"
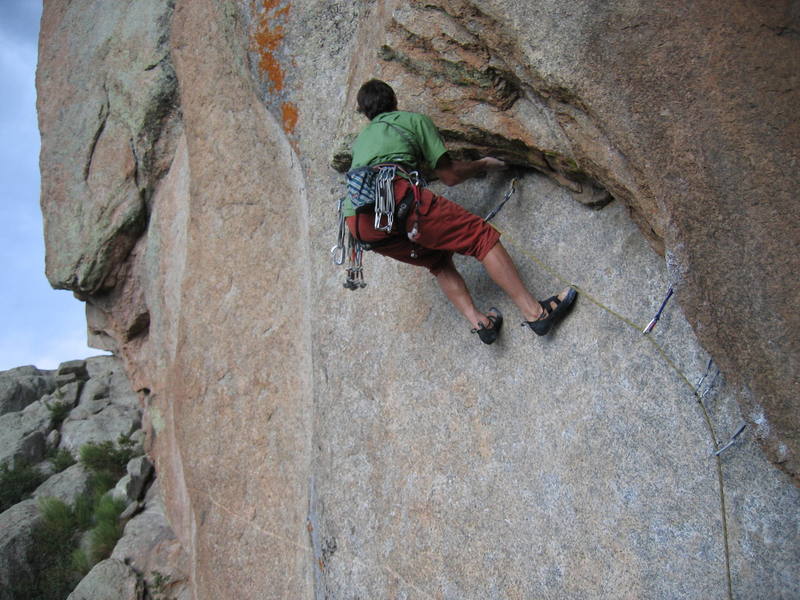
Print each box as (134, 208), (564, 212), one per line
(356, 79), (397, 120)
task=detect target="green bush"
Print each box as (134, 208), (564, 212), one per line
(71, 547), (91, 577)
(79, 437), (136, 479)
(0, 461), (46, 512)
(46, 400), (72, 426)
(10, 498), (88, 600)
(49, 448), (77, 473)
(37, 497), (81, 552)
(88, 495), (127, 563)
(12, 492), (129, 598)
(72, 492), (95, 530)
(10, 436), (142, 598)
(149, 570), (173, 600)
(88, 469), (119, 498)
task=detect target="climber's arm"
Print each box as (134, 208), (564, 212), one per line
(433, 153), (506, 187)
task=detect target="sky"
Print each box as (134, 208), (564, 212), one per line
(0, 1), (99, 372)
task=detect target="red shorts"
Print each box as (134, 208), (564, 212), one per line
(346, 178), (500, 275)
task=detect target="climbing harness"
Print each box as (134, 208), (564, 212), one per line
(484, 176), (518, 222)
(334, 163), (425, 291)
(334, 114), (430, 291)
(643, 286), (674, 334)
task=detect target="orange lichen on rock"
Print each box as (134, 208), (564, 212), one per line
(253, 0), (290, 92)
(281, 102), (298, 133)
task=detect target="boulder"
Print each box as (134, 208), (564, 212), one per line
(57, 360), (89, 380)
(33, 463), (93, 505)
(112, 485), (191, 600)
(111, 474), (133, 504)
(112, 492), (173, 573)
(68, 356), (138, 421)
(55, 359), (89, 390)
(46, 429), (60, 449)
(111, 456), (153, 504)
(126, 456), (154, 502)
(79, 375), (110, 404)
(60, 403), (141, 453)
(0, 366), (56, 416)
(85, 354), (123, 379)
(67, 394), (111, 422)
(0, 499), (41, 599)
(67, 558), (143, 600)
(0, 400), (53, 467)
(52, 380), (83, 410)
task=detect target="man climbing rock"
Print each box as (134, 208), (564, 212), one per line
(345, 79), (577, 344)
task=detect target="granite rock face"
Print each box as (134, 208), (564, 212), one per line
(0, 398), (52, 467)
(0, 366), (56, 416)
(111, 482), (191, 600)
(0, 500), (41, 596)
(37, 0), (799, 598)
(32, 463), (93, 505)
(37, 0), (179, 298)
(66, 558), (143, 600)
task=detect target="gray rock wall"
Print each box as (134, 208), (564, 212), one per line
(35, 0), (799, 598)
(0, 356), (187, 599)
(0, 366), (56, 416)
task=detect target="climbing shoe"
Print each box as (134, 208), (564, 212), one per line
(472, 307), (503, 345)
(523, 287), (577, 336)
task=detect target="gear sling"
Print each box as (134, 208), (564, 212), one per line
(332, 121), (425, 290)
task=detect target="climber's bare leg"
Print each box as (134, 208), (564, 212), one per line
(435, 257), (492, 330)
(481, 242), (570, 321)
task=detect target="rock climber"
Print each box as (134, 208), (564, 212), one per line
(345, 79), (577, 344)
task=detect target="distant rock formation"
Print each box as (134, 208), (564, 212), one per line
(0, 357), (188, 600)
(36, 1), (799, 598)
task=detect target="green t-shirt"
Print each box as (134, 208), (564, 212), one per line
(351, 111), (448, 170)
(344, 111), (448, 216)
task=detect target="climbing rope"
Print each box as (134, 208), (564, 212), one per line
(488, 181), (737, 600)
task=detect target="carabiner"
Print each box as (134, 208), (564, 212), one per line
(331, 244), (345, 266)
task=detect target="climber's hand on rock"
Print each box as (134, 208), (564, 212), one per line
(481, 157), (507, 172)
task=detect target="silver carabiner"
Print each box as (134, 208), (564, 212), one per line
(332, 196), (347, 265)
(331, 244), (345, 266)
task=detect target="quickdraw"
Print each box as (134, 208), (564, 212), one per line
(484, 176), (518, 222)
(331, 197), (347, 266)
(331, 197), (366, 290)
(643, 286), (674, 334)
(374, 164), (397, 232)
(343, 237), (366, 291)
